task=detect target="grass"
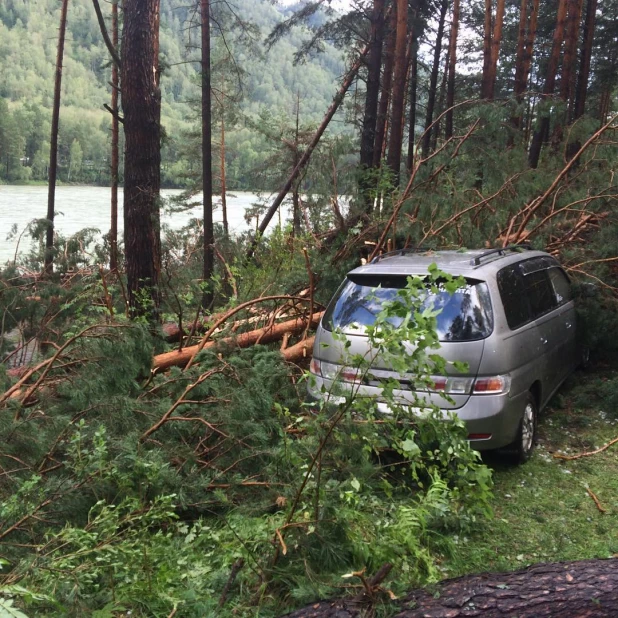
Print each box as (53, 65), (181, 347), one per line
(442, 368), (618, 577)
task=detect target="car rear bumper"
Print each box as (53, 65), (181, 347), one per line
(307, 375), (527, 451)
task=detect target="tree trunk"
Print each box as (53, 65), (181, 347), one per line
(201, 0), (214, 309)
(487, 0), (506, 100)
(45, 0), (69, 275)
(121, 0), (161, 316)
(521, 0), (540, 98)
(385, 0), (409, 187)
(432, 44), (449, 150)
(110, 0), (119, 272)
(421, 0), (448, 157)
(480, 0), (493, 99)
(220, 110), (228, 238)
(292, 91), (302, 237)
(528, 0), (568, 168)
(573, 0), (597, 120)
(359, 0), (385, 210)
(245, 45), (369, 259)
(373, 8), (397, 169)
(445, 0), (459, 140)
(281, 558), (618, 618)
(513, 0), (528, 104)
(405, 40), (418, 172)
(153, 312), (324, 371)
(560, 0), (584, 110)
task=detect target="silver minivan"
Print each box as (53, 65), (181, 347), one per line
(308, 246), (579, 462)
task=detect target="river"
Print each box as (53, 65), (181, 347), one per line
(0, 186), (292, 264)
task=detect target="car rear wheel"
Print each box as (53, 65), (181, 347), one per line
(505, 392), (537, 464)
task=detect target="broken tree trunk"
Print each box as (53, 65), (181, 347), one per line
(280, 557), (618, 618)
(153, 312), (324, 371)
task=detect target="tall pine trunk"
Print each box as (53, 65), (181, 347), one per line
(406, 40), (418, 172)
(385, 0), (409, 186)
(528, 0), (568, 168)
(373, 8), (397, 169)
(573, 0), (597, 119)
(359, 0), (385, 210)
(480, 0), (492, 99)
(487, 0), (506, 100)
(121, 0), (161, 316)
(560, 0), (584, 113)
(220, 111), (228, 238)
(110, 0), (119, 272)
(201, 0), (214, 309)
(421, 0), (448, 157)
(45, 0), (69, 275)
(445, 0), (459, 139)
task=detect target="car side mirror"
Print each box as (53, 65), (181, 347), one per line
(573, 282), (599, 299)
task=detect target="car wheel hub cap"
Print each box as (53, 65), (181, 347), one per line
(522, 403), (535, 452)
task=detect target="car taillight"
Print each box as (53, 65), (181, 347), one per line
(430, 377), (474, 394)
(309, 359), (361, 384)
(473, 375), (511, 394)
(310, 358), (321, 376)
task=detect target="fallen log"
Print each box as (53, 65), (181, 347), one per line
(281, 337), (315, 363)
(280, 558), (618, 618)
(153, 312), (323, 371)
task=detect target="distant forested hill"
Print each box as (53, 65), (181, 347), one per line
(0, 0), (345, 187)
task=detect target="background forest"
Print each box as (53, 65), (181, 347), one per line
(0, 0), (344, 187)
(1, 0), (618, 616)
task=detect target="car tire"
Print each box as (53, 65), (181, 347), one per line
(578, 345), (591, 370)
(505, 392), (537, 464)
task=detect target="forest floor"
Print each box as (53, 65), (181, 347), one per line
(443, 367), (618, 579)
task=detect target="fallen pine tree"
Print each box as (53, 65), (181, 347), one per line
(280, 558), (618, 618)
(153, 311), (323, 371)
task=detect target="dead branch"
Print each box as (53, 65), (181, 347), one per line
(586, 487), (607, 513)
(553, 436), (618, 460)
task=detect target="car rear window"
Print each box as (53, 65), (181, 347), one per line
(322, 275), (493, 341)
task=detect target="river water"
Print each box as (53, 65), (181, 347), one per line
(0, 186), (292, 264)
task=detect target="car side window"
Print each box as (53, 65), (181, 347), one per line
(524, 270), (556, 318)
(548, 268), (572, 305)
(497, 266), (530, 329)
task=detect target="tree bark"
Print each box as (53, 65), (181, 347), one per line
(45, 0), (69, 275)
(201, 0), (214, 309)
(421, 0), (448, 157)
(110, 0), (119, 273)
(359, 0), (385, 210)
(521, 0), (540, 99)
(220, 107), (228, 238)
(405, 39), (418, 173)
(245, 45), (369, 259)
(281, 558), (618, 618)
(560, 0), (584, 111)
(445, 0), (459, 140)
(528, 0), (568, 168)
(385, 0), (409, 187)
(480, 0), (493, 100)
(121, 0), (161, 316)
(373, 8), (397, 169)
(573, 0), (597, 120)
(487, 0), (506, 100)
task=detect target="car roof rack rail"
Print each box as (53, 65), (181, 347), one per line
(370, 247), (430, 264)
(471, 244), (532, 266)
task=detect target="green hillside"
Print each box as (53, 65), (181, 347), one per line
(0, 0), (345, 187)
